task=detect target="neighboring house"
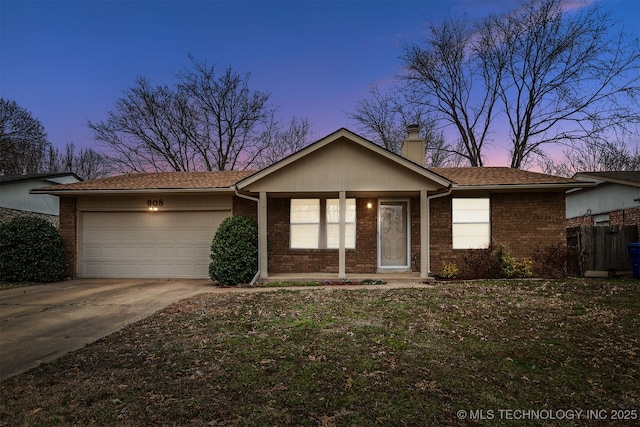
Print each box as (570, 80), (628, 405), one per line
(0, 172), (82, 226)
(566, 171), (640, 233)
(565, 171), (640, 276)
(34, 128), (590, 280)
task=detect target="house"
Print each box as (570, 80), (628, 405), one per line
(566, 171), (640, 233)
(565, 171), (640, 276)
(0, 172), (81, 226)
(33, 128), (589, 280)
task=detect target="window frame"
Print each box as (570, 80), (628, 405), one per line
(290, 199), (321, 249)
(451, 197), (491, 250)
(290, 198), (356, 249)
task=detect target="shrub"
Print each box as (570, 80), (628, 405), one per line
(533, 243), (580, 278)
(492, 243), (533, 278)
(462, 248), (500, 279)
(0, 216), (67, 283)
(440, 261), (459, 279)
(512, 258), (533, 278)
(209, 216), (258, 286)
(492, 243), (516, 278)
(462, 243), (533, 279)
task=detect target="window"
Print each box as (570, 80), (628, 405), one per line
(290, 198), (356, 249)
(452, 198), (490, 249)
(326, 199), (356, 249)
(290, 199), (320, 249)
(594, 213), (610, 226)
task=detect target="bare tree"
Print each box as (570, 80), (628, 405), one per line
(346, 85), (465, 167)
(88, 58), (276, 172)
(253, 116), (314, 169)
(45, 143), (112, 180)
(0, 98), (50, 174)
(401, 0), (640, 169)
(489, 0), (640, 169)
(402, 17), (502, 166)
(541, 138), (640, 177)
(347, 85), (404, 154)
(88, 79), (198, 173)
(177, 58), (275, 170)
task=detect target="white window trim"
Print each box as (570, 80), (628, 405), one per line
(290, 198), (356, 249)
(452, 197), (491, 250)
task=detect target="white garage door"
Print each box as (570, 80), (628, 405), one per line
(82, 211), (229, 278)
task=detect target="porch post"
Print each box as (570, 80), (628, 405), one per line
(421, 190), (429, 279)
(339, 191), (346, 278)
(259, 191), (269, 279)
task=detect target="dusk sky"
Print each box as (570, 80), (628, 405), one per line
(2, 0), (639, 166)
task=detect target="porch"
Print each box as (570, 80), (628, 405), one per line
(259, 272), (434, 284)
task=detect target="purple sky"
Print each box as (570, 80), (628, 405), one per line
(2, 0), (639, 167)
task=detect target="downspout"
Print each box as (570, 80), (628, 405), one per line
(425, 184), (455, 276)
(427, 184), (454, 201)
(233, 186), (261, 287)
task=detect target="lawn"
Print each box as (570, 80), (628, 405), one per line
(1, 279), (638, 426)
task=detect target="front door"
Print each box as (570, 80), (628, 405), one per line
(378, 200), (409, 269)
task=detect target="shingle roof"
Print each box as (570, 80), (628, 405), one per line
(573, 171), (640, 186)
(34, 171), (256, 193)
(429, 167), (583, 187)
(0, 172), (81, 184)
(34, 167), (587, 194)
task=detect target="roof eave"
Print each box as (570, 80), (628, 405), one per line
(452, 182), (596, 191)
(30, 187), (237, 196)
(573, 173), (640, 188)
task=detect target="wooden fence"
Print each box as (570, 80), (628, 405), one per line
(567, 226), (638, 276)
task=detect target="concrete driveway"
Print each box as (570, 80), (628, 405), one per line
(0, 279), (211, 381)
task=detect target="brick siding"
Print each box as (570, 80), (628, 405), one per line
(430, 192), (566, 278)
(265, 197), (422, 274)
(56, 191), (571, 279)
(59, 197), (77, 278)
(232, 195), (258, 220)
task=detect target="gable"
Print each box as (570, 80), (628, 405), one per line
(238, 135), (445, 193)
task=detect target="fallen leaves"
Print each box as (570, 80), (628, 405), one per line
(0, 279), (638, 426)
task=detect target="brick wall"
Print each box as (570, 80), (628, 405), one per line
(567, 206), (640, 241)
(430, 192), (566, 278)
(566, 215), (593, 228)
(354, 198), (378, 273)
(265, 197), (422, 274)
(267, 198), (345, 273)
(492, 192), (566, 260)
(59, 197), (77, 278)
(232, 195), (258, 220)
(429, 196), (454, 273)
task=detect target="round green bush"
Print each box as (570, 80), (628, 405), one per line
(209, 216), (258, 286)
(0, 216), (67, 283)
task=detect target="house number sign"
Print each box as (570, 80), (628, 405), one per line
(147, 199), (164, 207)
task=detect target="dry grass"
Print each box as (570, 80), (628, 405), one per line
(1, 278), (638, 426)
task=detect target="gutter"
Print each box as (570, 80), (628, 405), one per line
(30, 187), (238, 195)
(450, 182), (596, 191)
(427, 184), (454, 201)
(233, 186), (261, 287)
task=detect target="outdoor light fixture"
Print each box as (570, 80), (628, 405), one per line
(149, 207), (159, 212)
(367, 202), (373, 209)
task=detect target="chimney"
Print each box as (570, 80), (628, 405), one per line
(401, 124), (425, 166)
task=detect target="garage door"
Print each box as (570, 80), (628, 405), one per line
(81, 211), (229, 278)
